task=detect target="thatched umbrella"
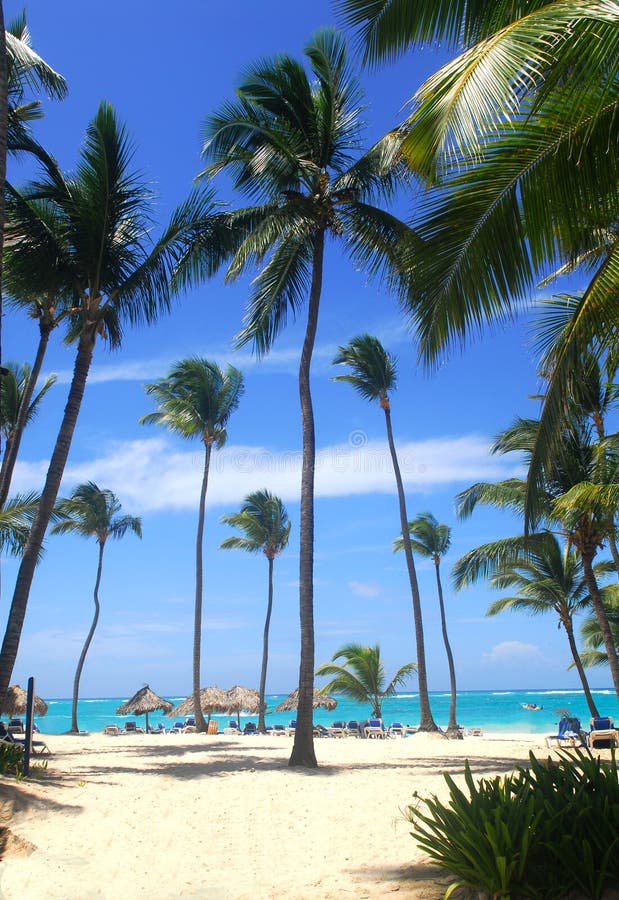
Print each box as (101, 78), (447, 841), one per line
(224, 685), (261, 727)
(169, 686), (229, 723)
(275, 687), (337, 713)
(116, 685), (173, 733)
(2, 684), (48, 718)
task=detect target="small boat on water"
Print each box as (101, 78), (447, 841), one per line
(521, 702), (543, 711)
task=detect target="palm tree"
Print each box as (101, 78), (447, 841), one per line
(141, 358), (244, 733)
(197, 29), (412, 766)
(0, 11), (67, 378)
(579, 589), (619, 672)
(395, 512), (459, 736)
(333, 334), (438, 730)
(220, 490), (291, 732)
(338, 1), (619, 505)
(0, 103), (228, 707)
(454, 531), (611, 718)
(456, 414), (619, 701)
(51, 483), (141, 733)
(0, 361), (56, 509)
(0, 491), (40, 560)
(316, 643), (416, 720)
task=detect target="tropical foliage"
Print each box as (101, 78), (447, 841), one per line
(52, 483), (141, 733)
(395, 512), (458, 736)
(316, 643), (416, 719)
(0, 102), (227, 705)
(142, 358), (244, 732)
(334, 334), (437, 730)
(197, 28), (412, 766)
(221, 490), (290, 732)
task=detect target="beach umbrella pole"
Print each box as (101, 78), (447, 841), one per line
(23, 677), (35, 777)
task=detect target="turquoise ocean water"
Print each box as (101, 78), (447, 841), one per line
(30, 688), (619, 735)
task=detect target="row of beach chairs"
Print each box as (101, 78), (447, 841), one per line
(546, 715), (618, 750)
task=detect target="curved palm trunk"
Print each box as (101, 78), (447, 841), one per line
(258, 555), (274, 733)
(0, 332), (96, 707)
(70, 540), (104, 733)
(434, 560), (459, 737)
(0, 3), (7, 389)
(563, 614), (599, 717)
(192, 442), (212, 734)
(580, 549), (619, 701)
(0, 323), (53, 508)
(289, 232), (324, 768)
(608, 534), (619, 581)
(383, 404), (438, 731)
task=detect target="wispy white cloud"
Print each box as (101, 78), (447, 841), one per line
(348, 580), (383, 598)
(47, 342), (341, 386)
(482, 641), (546, 665)
(12, 433), (521, 513)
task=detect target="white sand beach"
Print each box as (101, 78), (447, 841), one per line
(0, 730), (573, 899)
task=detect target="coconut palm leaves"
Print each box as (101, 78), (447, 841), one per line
(142, 359), (244, 732)
(0, 361), (56, 508)
(339, 2), (619, 497)
(316, 643), (416, 719)
(395, 512), (459, 736)
(198, 29), (412, 767)
(221, 490), (290, 732)
(0, 103), (227, 707)
(52, 483), (141, 733)
(333, 335), (438, 730)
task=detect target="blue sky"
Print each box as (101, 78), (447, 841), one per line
(4, 0), (607, 701)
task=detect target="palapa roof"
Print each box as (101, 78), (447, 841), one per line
(116, 685), (173, 716)
(224, 685), (261, 714)
(275, 687), (337, 713)
(169, 686), (229, 718)
(2, 684), (48, 717)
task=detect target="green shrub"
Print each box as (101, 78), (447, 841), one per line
(0, 742), (24, 778)
(405, 749), (619, 899)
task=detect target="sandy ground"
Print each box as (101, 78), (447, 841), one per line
(0, 730), (556, 899)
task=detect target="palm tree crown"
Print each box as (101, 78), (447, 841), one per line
(221, 490), (291, 560)
(53, 482), (142, 546)
(333, 334), (397, 406)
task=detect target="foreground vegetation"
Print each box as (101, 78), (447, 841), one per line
(406, 749), (619, 898)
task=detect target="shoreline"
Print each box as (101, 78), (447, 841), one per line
(0, 730), (592, 899)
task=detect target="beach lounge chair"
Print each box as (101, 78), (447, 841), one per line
(387, 722), (404, 737)
(122, 721), (145, 734)
(8, 718), (24, 735)
(271, 724), (287, 736)
(313, 724), (330, 738)
(223, 720), (241, 734)
(588, 716), (618, 749)
(0, 722), (50, 755)
(345, 720), (361, 737)
(545, 716), (583, 748)
(243, 722), (257, 735)
(170, 721), (186, 734)
(287, 720), (296, 736)
(328, 721), (346, 738)
(104, 724), (120, 736)
(364, 719), (386, 739)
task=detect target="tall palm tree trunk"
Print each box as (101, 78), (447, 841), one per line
(70, 540), (104, 733)
(608, 534), (619, 581)
(258, 555), (274, 733)
(563, 615), (599, 717)
(0, 2), (7, 389)
(434, 560), (459, 737)
(580, 549), (619, 701)
(0, 332), (96, 707)
(289, 232), (324, 768)
(0, 324), (53, 508)
(193, 442), (212, 733)
(382, 404), (438, 731)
